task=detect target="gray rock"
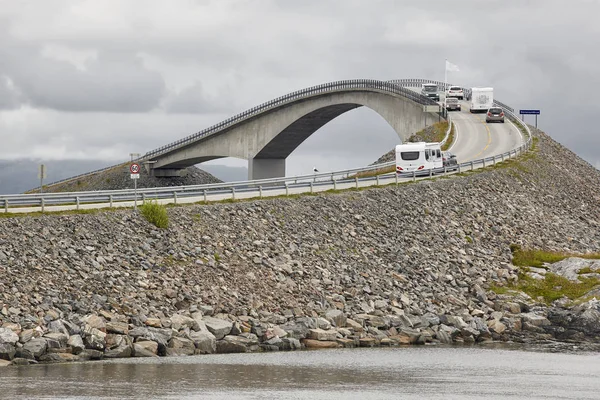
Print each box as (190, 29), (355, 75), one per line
(0, 343), (16, 361)
(0, 328), (19, 345)
(203, 317), (233, 340)
(166, 337), (195, 356)
(104, 335), (133, 358)
(67, 335), (85, 355)
(189, 330), (216, 354)
(216, 334), (259, 353)
(23, 338), (47, 359)
(325, 309), (347, 328)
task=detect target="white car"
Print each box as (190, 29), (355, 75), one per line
(446, 86), (464, 100)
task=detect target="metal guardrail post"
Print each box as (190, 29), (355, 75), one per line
(395, 173), (398, 185)
(109, 195), (113, 208)
(142, 193), (147, 205)
(4, 199), (7, 213)
(483, 158), (486, 168)
(355, 176), (359, 189)
(310, 181), (314, 193)
(259, 186), (263, 198)
(376, 175), (380, 186)
(333, 179), (337, 190)
(203, 190), (207, 203)
(41, 198), (44, 213)
(76, 197), (80, 210)
(471, 161), (474, 171)
(412, 171), (416, 182)
(285, 184), (289, 196)
(231, 187), (236, 200)
(173, 192), (177, 204)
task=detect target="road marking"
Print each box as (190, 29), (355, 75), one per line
(468, 115), (492, 161)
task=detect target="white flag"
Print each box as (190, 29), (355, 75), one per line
(446, 60), (460, 72)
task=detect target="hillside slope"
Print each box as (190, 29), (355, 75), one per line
(1, 127), (600, 364)
(32, 164), (222, 193)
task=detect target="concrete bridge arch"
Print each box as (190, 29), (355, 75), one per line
(151, 89), (439, 179)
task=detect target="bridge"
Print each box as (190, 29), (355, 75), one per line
(142, 80), (442, 180)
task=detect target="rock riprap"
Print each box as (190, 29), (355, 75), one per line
(1, 128), (600, 366)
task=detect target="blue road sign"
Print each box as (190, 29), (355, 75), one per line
(519, 109), (540, 115)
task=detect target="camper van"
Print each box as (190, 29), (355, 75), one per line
(395, 142), (443, 175)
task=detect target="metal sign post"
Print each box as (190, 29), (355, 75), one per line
(519, 109), (541, 128)
(130, 153), (141, 211)
(38, 164), (47, 194)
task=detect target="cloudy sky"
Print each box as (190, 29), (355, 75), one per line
(1, 0), (599, 179)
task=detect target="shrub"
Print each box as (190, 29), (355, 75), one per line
(139, 201), (169, 229)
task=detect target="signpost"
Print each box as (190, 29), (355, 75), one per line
(130, 153), (141, 211)
(519, 109), (541, 128)
(38, 164), (47, 194)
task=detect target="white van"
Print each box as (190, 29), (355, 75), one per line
(395, 142), (443, 175)
(420, 83), (440, 102)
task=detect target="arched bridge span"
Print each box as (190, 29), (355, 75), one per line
(145, 80), (442, 179)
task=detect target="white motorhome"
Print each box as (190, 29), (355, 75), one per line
(470, 87), (494, 113)
(395, 142), (443, 175)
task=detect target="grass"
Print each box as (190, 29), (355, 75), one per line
(441, 122), (455, 151)
(491, 245), (600, 304)
(139, 200), (169, 229)
(409, 121), (449, 143)
(510, 244), (600, 268)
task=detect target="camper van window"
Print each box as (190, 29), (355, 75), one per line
(401, 151), (420, 161)
(425, 150), (430, 161)
(436, 150), (441, 158)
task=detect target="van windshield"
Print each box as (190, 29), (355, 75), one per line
(422, 86), (437, 93)
(401, 151), (420, 161)
(446, 98), (457, 103)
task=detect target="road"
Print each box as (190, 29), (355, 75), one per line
(447, 99), (523, 163)
(405, 87), (523, 163)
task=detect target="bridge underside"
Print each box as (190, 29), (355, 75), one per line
(149, 90), (440, 179)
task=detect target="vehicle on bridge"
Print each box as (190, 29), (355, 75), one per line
(445, 97), (461, 111)
(470, 87), (494, 113)
(420, 83), (440, 101)
(485, 107), (505, 123)
(395, 142), (443, 175)
(446, 85), (464, 100)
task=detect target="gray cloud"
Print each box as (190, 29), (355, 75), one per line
(0, 0), (598, 171)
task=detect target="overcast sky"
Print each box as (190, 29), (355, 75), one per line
(1, 0), (599, 177)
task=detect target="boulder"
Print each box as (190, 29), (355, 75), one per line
(0, 343), (16, 361)
(0, 328), (19, 345)
(308, 328), (337, 341)
(67, 335), (85, 355)
(166, 337), (195, 356)
(104, 334), (133, 358)
(190, 330), (217, 354)
(325, 309), (346, 328)
(23, 338), (47, 359)
(216, 334), (259, 353)
(203, 317), (233, 340)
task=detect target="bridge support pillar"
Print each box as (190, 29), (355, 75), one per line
(248, 158), (285, 180)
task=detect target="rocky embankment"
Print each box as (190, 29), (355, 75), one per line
(34, 164), (221, 193)
(2, 128), (600, 367)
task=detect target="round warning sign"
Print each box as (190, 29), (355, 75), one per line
(130, 163), (140, 174)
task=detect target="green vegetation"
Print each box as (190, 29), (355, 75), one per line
(441, 122), (455, 151)
(214, 252), (221, 262)
(139, 200), (169, 229)
(510, 244), (600, 269)
(408, 121), (449, 143)
(491, 245), (600, 304)
(509, 272), (600, 304)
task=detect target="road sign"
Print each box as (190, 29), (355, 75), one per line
(130, 163), (140, 174)
(130, 174), (140, 179)
(519, 109), (540, 115)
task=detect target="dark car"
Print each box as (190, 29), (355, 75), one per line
(486, 107), (505, 123)
(442, 151), (458, 170)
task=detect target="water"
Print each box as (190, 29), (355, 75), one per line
(1, 345), (599, 399)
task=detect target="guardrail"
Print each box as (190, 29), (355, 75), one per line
(1, 106), (532, 213)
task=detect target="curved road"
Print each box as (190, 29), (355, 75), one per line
(448, 99), (523, 163)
